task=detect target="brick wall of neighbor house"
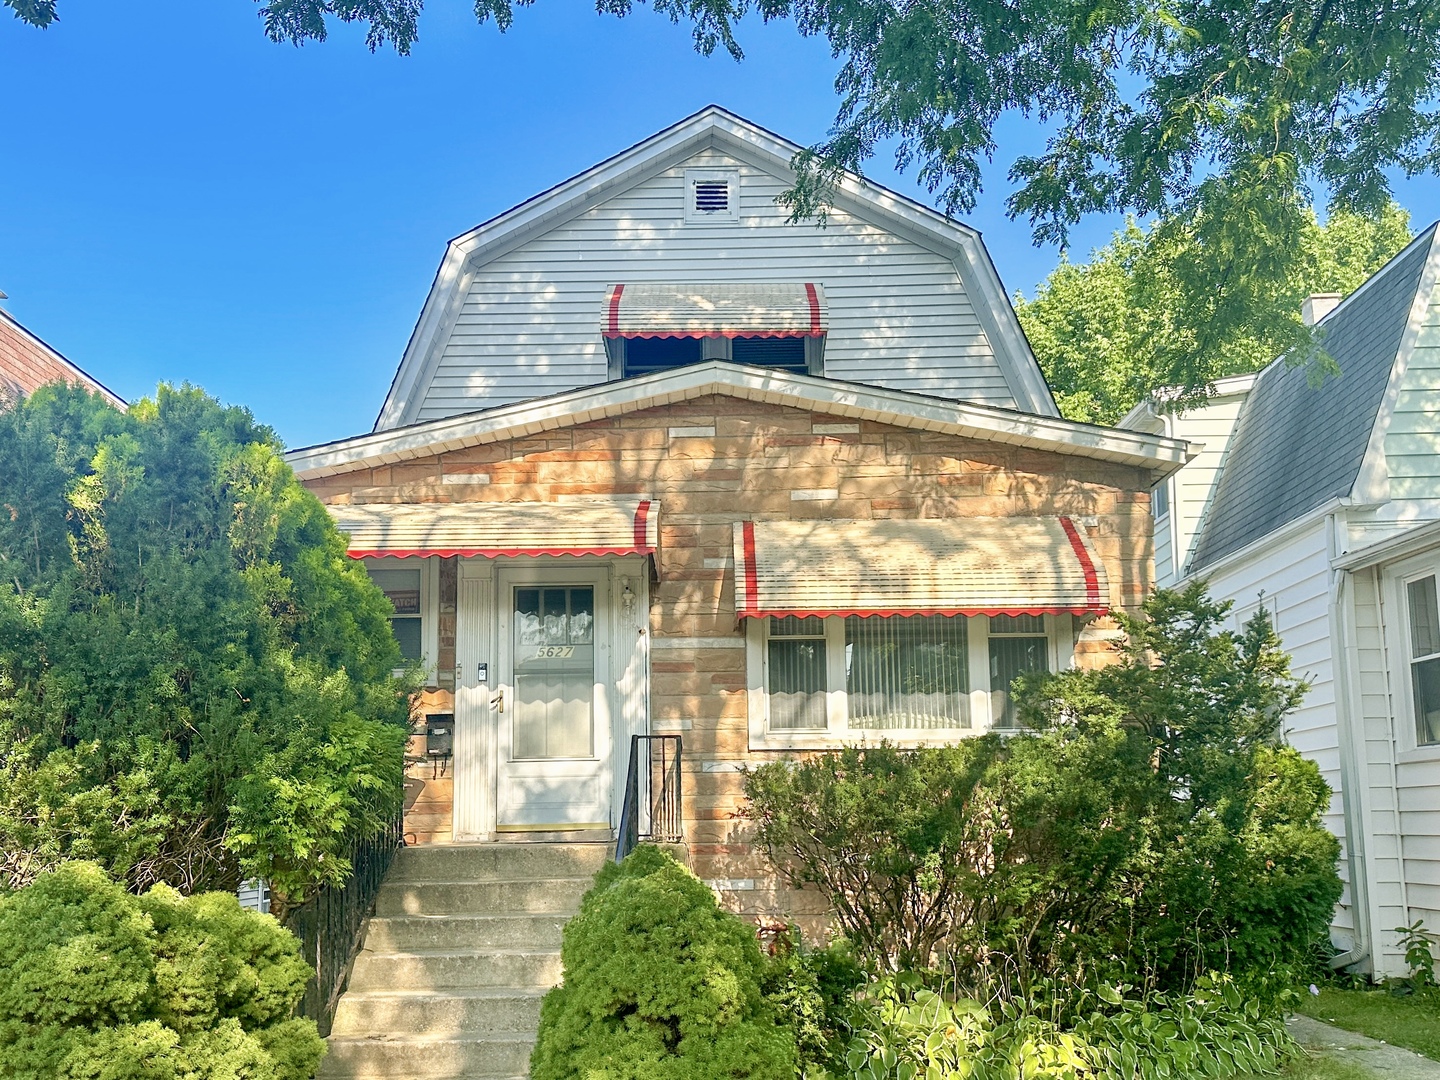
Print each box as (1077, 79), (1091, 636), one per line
(306, 395), (1153, 925)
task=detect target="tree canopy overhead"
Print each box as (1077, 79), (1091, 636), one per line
(1018, 202), (1414, 425)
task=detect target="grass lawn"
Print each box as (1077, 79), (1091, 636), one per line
(1296, 987), (1440, 1061)
(1267, 1056), (1376, 1080)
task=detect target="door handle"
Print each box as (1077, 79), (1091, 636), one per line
(490, 690), (505, 713)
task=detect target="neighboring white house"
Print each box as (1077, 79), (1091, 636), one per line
(1121, 222), (1440, 979)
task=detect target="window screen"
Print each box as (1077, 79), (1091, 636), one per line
(732, 336), (808, 374)
(844, 615), (970, 729)
(767, 617), (827, 730)
(622, 336), (704, 377)
(1408, 576), (1440, 746)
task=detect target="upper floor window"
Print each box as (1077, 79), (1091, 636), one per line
(603, 283), (827, 380)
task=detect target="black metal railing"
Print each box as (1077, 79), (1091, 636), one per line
(284, 812), (404, 1035)
(615, 734), (683, 862)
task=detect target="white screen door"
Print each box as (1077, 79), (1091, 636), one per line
(496, 568), (612, 831)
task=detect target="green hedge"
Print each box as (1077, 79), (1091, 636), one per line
(0, 861), (324, 1080)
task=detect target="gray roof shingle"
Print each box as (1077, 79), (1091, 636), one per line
(1188, 225), (1438, 572)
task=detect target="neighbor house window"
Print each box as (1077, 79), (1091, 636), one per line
(1152, 479), (1170, 520)
(751, 613), (1065, 746)
(1407, 574), (1440, 746)
(368, 564), (424, 663)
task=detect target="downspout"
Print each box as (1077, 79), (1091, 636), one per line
(1328, 511), (1372, 971)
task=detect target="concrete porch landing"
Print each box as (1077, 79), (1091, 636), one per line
(320, 843), (607, 1080)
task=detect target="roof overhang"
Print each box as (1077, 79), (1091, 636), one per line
(289, 361), (1192, 480)
(374, 106), (1060, 430)
(1335, 517), (1440, 572)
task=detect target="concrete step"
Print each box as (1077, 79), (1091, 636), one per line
(348, 948), (563, 992)
(375, 877), (590, 917)
(363, 913), (568, 952)
(318, 1032), (534, 1078)
(331, 987), (546, 1037)
(390, 842), (610, 883)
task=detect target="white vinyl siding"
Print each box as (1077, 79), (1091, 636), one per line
(1161, 387), (1250, 584)
(1200, 522), (1359, 941)
(1385, 291), (1440, 501)
(416, 149), (1014, 421)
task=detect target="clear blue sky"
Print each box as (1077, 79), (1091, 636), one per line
(3, 0), (1438, 448)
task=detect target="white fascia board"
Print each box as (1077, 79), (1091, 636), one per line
(1118, 373), (1258, 432)
(292, 361), (1189, 479)
(1351, 227), (1440, 506)
(1335, 517), (1440, 571)
(374, 105), (1058, 429)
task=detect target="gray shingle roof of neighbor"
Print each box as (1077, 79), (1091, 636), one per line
(1188, 223), (1439, 573)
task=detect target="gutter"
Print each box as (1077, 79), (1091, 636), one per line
(1326, 510), (1373, 971)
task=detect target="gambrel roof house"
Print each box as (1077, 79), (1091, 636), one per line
(1122, 222), (1440, 980)
(0, 305), (125, 408)
(285, 107), (1188, 975)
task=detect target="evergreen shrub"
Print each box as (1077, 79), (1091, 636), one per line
(0, 861), (324, 1080)
(529, 845), (798, 1080)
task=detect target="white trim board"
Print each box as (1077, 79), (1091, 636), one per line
(373, 106), (1059, 431)
(290, 360), (1192, 480)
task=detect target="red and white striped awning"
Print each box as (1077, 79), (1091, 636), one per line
(331, 500), (659, 560)
(603, 283), (827, 339)
(732, 517), (1107, 619)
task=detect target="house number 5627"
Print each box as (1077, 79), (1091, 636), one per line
(533, 645), (576, 658)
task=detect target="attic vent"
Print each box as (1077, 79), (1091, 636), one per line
(694, 181), (730, 212)
(684, 169), (740, 224)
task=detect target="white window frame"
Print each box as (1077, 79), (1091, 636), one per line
(746, 613), (1075, 750)
(366, 556), (440, 681)
(1152, 478), (1170, 521)
(1387, 553), (1440, 758)
(683, 168), (741, 224)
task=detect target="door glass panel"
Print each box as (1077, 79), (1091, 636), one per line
(513, 586), (595, 759)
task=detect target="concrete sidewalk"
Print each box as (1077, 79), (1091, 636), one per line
(1288, 1015), (1440, 1079)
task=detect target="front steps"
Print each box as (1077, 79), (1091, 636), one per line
(321, 843), (608, 1080)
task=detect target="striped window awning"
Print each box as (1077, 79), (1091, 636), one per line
(330, 500), (659, 560)
(603, 283), (827, 339)
(731, 517), (1107, 619)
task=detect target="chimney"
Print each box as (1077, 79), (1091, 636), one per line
(1302, 293), (1342, 326)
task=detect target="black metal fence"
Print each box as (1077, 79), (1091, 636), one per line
(284, 812), (404, 1035)
(615, 734), (683, 862)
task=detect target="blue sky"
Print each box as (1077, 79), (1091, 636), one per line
(3, 0), (1438, 448)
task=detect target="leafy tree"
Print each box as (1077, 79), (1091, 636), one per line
(13, 0), (1437, 402)
(0, 383), (410, 913)
(0, 860), (325, 1080)
(1016, 203), (1414, 424)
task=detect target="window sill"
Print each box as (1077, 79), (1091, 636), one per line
(748, 727), (986, 752)
(1397, 743), (1440, 765)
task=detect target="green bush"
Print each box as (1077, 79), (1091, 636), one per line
(744, 584), (1343, 999)
(841, 976), (1291, 1080)
(530, 845), (798, 1080)
(0, 861), (324, 1080)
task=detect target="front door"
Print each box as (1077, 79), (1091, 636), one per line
(495, 567), (613, 831)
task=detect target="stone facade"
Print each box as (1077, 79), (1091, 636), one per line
(304, 393), (1153, 926)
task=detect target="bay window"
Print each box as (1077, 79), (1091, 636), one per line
(747, 612), (1068, 747)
